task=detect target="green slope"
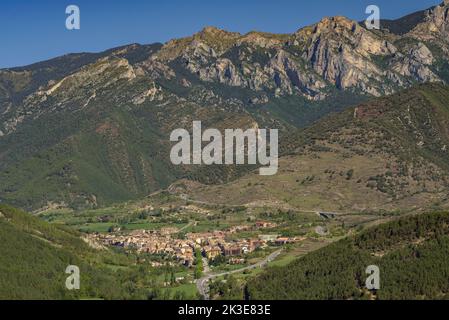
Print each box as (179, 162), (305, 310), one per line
(0, 204), (147, 300)
(246, 211), (449, 300)
(0, 100), (179, 209)
(177, 83), (449, 213)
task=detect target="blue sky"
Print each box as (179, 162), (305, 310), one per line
(0, 0), (441, 68)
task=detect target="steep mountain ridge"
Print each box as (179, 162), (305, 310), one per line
(151, 2), (449, 100)
(409, 0), (449, 41)
(1, 2), (449, 209)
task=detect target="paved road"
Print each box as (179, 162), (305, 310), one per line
(196, 249), (282, 300)
(202, 257), (211, 274)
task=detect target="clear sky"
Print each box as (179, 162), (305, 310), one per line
(0, 0), (442, 68)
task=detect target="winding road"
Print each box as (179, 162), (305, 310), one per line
(196, 249), (282, 300)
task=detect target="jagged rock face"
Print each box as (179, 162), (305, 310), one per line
(1, 2), (449, 142)
(391, 43), (439, 83)
(156, 26), (240, 62)
(198, 58), (245, 86)
(297, 17), (398, 96)
(300, 16), (396, 57)
(409, 0), (449, 41)
(266, 50), (326, 99)
(145, 3), (449, 100)
(1, 2), (449, 129)
(409, 43), (434, 65)
(138, 58), (175, 80)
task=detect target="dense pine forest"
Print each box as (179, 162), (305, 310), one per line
(246, 212), (449, 300)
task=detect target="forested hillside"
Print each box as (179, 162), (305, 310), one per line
(173, 83), (449, 213)
(0, 205), (150, 299)
(246, 211), (449, 300)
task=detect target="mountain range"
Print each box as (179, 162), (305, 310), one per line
(1, 1), (449, 210)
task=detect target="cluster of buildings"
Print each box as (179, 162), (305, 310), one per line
(91, 227), (197, 265)
(88, 221), (299, 266)
(186, 230), (267, 260)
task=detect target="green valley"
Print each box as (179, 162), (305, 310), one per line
(2, 0), (449, 302)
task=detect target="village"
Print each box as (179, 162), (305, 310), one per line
(89, 221), (303, 266)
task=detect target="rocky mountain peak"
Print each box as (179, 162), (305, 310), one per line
(156, 26), (241, 62)
(2, 3), (449, 117)
(313, 16), (358, 34)
(409, 1), (449, 40)
(197, 26), (240, 38)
